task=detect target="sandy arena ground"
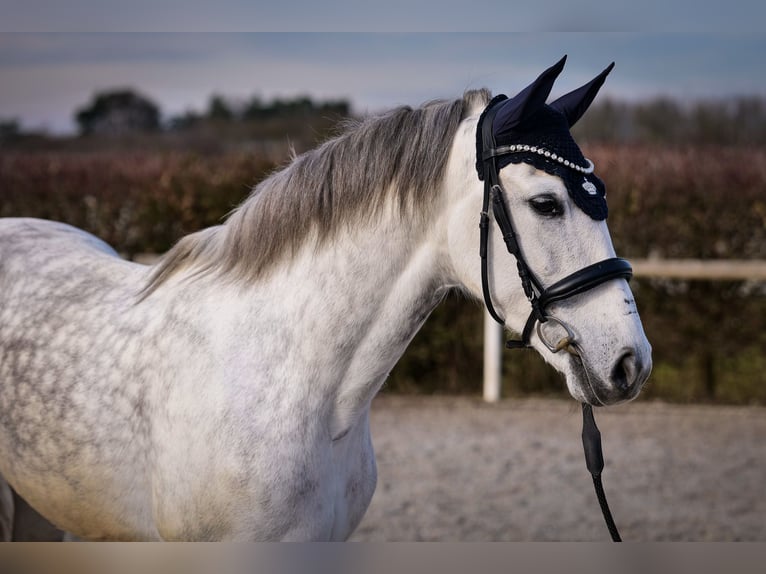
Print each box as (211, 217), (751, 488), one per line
(349, 395), (766, 541)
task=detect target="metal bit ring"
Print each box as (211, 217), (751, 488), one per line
(536, 315), (579, 355)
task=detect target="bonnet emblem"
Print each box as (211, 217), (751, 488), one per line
(582, 178), (598, 195)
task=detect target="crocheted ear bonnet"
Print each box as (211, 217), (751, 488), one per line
(476, 56), (613, 220)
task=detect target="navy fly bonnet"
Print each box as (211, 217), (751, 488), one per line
(476, 56), (613, 220)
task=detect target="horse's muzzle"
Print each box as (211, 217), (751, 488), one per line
(573, 346), (651, 406)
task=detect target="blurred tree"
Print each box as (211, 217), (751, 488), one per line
(242, 95), (266, 121)
(168, 109), (202, 130)
(690, 101), (732, 145)
(578, 95), (766, 146)
(75, 89), (161, 136)
(318, 99), (351, 118)
(732, 97), (766, 144)
(634, 98), (686, 144)
(572, 98), (633, 143)
(0, 118), (21, 143)
(242, 95), (351, 122)
(207, 95), (235, 121)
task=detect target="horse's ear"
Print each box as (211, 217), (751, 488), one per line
(492, 55), (567, 132)
(550, 62), (615, 128)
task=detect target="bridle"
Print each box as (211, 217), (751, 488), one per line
(477, 100), (630, 541)
(478, 100), (634, 352)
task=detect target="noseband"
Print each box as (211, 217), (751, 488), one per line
(478, 102), (633, 352)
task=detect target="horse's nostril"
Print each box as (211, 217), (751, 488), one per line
(611, 350), (638, 391)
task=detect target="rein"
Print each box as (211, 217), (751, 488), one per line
(477, 100), (628, 541)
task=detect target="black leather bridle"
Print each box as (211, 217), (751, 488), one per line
(478, 101), (634, 352)
(477, 102), (630, 541)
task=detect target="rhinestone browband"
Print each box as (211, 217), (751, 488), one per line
(484, 144), (595, 174)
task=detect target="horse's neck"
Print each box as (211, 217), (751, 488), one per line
(311, 222), (447, 435)
(183, 207), (448, 438)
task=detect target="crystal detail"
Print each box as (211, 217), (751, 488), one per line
(496, 144), (594, 174)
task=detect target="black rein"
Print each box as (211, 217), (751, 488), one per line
(478, 101), (626, 542)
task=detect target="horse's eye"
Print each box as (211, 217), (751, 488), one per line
(529, 196), (562, 217)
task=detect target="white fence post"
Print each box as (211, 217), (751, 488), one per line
(483, 310), (503, 403)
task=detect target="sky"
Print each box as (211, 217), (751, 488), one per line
(2, 30), (766, 134)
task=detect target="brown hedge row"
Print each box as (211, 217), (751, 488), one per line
(1, 145), (764, 403)
(0, 151), (277, 256)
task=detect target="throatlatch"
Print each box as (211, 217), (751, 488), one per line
(476, 57), (628, 541)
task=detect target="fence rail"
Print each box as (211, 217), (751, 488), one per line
(631, 259), (766, 280)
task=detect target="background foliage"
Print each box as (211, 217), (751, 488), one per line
(1, 93), (764, 404)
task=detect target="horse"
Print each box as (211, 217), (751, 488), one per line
(0, 57), (652, 541)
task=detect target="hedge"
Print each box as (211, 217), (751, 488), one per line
(1, 145), (764, 403)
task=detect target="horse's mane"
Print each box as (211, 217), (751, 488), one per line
(142, 89), (491, 295)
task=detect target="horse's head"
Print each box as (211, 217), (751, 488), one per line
(445, 57), (651, 406)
